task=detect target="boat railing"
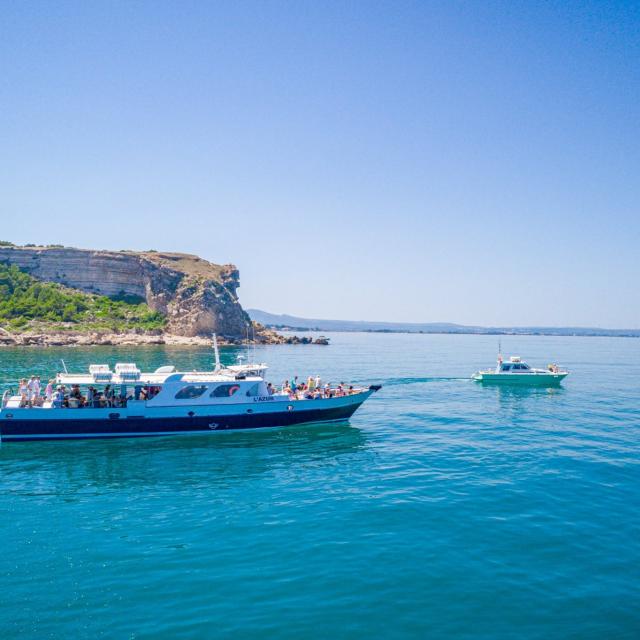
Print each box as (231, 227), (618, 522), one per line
(283, 384), (367, 400)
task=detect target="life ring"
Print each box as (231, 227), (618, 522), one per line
(228, 384), (240, 396)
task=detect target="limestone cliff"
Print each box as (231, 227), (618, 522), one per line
(0, 245), (252, 339)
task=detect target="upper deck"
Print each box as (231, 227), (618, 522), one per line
(55, 362), (268, 387)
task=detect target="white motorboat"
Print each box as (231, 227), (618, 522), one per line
(472, 355), (569, 386)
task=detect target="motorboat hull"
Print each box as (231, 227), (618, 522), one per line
(472, 372), (568, 386)
(0, 391), (376, 442)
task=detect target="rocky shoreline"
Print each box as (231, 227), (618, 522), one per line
(0, 245), (252, 339)
(0, 245), (330, 348)
(0, 327), (327, 348)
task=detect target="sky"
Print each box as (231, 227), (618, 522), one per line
(0, 1), (638, 328)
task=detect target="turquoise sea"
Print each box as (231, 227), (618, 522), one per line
(1, 333), (638, 639)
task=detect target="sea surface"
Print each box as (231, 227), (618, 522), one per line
(0, 333), (638, 639)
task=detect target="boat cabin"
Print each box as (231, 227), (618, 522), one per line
(1, 361), (279, 411)
(499, 357), (531, 373)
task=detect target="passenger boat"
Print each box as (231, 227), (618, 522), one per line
(472, 354), (569, 386)
(0, 338), (381, 442)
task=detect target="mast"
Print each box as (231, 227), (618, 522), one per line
(251, 321), (256, 364)
(212, 333), (222, 373)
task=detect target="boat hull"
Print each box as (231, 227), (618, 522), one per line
(0, 392), (376, 442)
(472, 373), (568, 386)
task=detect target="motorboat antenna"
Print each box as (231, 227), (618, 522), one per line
(497, 340), (503, 365)
(212, 333), (222, 373)
(251, 322), (256, 363)
(60, 358), (69, 374)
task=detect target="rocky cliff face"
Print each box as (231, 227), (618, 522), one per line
(0, 246), (252, 338)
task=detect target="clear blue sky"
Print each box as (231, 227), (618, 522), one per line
(1, 1), (638, 327)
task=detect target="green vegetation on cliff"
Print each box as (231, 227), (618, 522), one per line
(0, 263), (166, 332)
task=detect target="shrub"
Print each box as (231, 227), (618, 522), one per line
(0, 263), (167, 332)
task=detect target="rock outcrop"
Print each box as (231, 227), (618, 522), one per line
(0, 245), (252, 339)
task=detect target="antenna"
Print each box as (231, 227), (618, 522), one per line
(60, 358), (68, 374)
(251, 322), (256, 363)
(212, 333), (221, 373)
(497, 340), (503, 365)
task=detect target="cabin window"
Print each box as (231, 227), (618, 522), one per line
(513, 364), (523, 371)
(246, 383), (262, 397)
(210, 384), (240, 398)
(175, 385), (208, 400)
(501, 364), (511, 371)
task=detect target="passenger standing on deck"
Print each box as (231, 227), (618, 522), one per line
(307, 376), (315, 391)
(27, 375), (36, 405)
(315, 375), (321, 389)
(45, 379), (54, 402)
(19, 378), (28, 407)
(33, 376), (41, 402)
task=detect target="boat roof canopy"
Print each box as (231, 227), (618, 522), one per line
(56, 362), (267, 386)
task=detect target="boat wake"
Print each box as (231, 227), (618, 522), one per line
(381, 376), (471, 386)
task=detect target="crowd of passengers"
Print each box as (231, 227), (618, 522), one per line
(13, 374), (357, 408)
(280, 375), (356, 400)
(16, 375), (160, 408)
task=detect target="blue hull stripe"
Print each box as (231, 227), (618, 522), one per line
(1, 403), (363, 441)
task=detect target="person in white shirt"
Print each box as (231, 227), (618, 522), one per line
(45, 380), (54, 402)
(33, 375), (41, 400)
(27, 376), (36, 404)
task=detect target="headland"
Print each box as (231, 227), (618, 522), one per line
(0, 242), (293, 347)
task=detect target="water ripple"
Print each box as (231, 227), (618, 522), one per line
(1, 335), (639, 639)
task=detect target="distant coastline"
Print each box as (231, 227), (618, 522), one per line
(249, 309), (640, 338)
